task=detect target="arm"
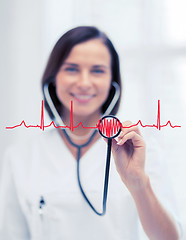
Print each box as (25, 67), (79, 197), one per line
(111, 121), (180, 240)
(130, 175), (180, 240)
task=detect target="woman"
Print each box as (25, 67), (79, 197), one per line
(0, 26), (181, 239)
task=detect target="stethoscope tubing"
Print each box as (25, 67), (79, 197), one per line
(62, 129), (112, 216)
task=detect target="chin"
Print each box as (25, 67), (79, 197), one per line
(74, 108), (101, 119)
(74, 110), (96, 117)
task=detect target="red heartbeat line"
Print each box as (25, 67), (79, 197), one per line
(5, 100), (181, 131)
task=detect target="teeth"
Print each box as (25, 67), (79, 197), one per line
(74, 95), (93, 99)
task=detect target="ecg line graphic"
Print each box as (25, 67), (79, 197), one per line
(5, 100), (181, 131)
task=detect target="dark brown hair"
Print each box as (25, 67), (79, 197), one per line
(41, 26), (122, 119)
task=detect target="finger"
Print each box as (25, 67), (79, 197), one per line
(115, 130), (124, 142)
(118, 121), (142, 138)
(117, 131), (145, 148)
(102, 137), (108, 143)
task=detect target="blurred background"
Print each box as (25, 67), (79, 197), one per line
(0, 0), (186, 238)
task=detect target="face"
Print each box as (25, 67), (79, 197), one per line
(56, 39), (112, 121)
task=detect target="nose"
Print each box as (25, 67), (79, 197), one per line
(76, 70), (92, 90)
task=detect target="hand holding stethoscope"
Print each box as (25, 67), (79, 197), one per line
(111, 121), (146, 193)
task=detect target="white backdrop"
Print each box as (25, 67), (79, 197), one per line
(1, 0), (186, 238)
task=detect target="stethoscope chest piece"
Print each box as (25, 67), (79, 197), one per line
(98, 115), (122, 139)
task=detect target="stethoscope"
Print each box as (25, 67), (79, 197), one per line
(43, 81), (121, 216)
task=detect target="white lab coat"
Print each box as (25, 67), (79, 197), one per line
(0, 129), (182, 240)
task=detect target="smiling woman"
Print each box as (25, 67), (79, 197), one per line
(0, 26), (182, 240)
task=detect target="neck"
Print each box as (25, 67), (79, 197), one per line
(62, 110), (101, 138)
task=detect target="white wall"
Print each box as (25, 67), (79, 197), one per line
(1, 0), (186, 238)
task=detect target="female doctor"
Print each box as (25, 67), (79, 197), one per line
(0, 26), (181, 240)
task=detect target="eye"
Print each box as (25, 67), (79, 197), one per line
(91, 69), (105, 74)
(64, 67), (79, 72)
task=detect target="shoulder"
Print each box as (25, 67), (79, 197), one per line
(2, 129), (63, 193)
(5, 129), (59, 156)
(3, 129), (60, 175)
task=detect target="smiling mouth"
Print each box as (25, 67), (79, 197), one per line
(70, 93), (95, 102)
(71, 93), (95, 99)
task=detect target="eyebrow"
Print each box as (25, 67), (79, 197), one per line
(92, 65), (109, 69)
(63, 63), (79, 67)
(63, 62), (109, 68)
